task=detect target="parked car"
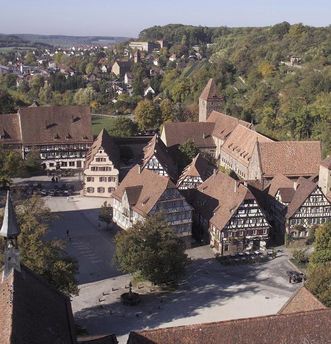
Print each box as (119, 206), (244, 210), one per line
(287, 270), (305, 283)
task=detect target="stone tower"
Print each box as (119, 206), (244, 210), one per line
(318, 156), (331, 196)
(0, 191), (21, 282)
(199, 78), (222, 122)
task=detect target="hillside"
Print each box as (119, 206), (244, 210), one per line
(146, 23), (331, 155)
(14, 34), (129, 48)
(0, 34), (52, 49)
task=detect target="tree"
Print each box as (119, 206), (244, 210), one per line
(134, 99), (160, 131)
(99, 201), (112, 228)
(160, 98), (175, 122)
(306, 264), (331, 307)
(306, 222), (331, 306)
(178, 139), (200, 167)
(85, 62), (95, 75)
(309, 222), (331, 267)
(0, 90), (16, 113)
(115, 213), (188, 286)
(109, 117), (138, 137)
(0, 196), (78, 296)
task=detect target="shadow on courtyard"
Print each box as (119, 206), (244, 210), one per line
(47, 208), (124, 284)
(74, 257), (288, 337)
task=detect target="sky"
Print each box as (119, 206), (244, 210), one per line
(1, 0), (330, 37)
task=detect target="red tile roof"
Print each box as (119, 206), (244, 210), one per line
(177, 153), (215, 187)
(0, 265), (76, 344)
(127, 309), (331, 344)
(85, 129), (120, 169)
(112, 165), (176, 217)
(18, 105), (93, 145)
(0, 113), (22, 145)
(207, 111), (252, 140)
(265, 174), (294, 197)
(222, 125), (272, 167)
(321, 156), (331, 169)
(161, 122), (215, 149)
(257, 141), (321, 178)
(278, 286), (326, 315)
(141, 135), (177, 180)
(199, 78), (221, 101)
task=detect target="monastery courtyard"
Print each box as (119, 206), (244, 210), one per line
(39, 189), (299, 344)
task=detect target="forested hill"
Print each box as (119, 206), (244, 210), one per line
(141, 23), (331, 155)
(0, 34), (52, 49)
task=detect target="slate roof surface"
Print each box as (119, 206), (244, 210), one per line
(0, 265), (76, 344)
(127, 309), (331, 344)
(257, 141), (321, 178)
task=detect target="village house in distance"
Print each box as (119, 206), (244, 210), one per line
(0, 104), (93, 170)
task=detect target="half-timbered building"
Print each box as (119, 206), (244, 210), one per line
(111, 165), (192, 245)
(285, 178), (331, 238)
(193, 171), (270, 255)
(177, 153), (214, 190)
(0, 105), (93, 170)
(141, 134), (177, 180)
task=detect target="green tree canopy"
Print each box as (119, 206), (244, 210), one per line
(0, 196), (78, 296)
(108, 117), (138, 137)
(115, 213), (188, 286)
(309, 222), (331, 267)
(178, 139), (200, 168)
(99, 201), (112, 228)
(134, 99), (160, 131)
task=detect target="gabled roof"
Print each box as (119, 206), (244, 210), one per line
(278, 286), (326, 315)
(112, 165), (177, 216)
(84, 129), (120, 169)
(0, 113), (22, 145)
(320, 156), (331, 169)
(0, 191), (20, 239)
(194, 171), (251, 230)
(207, 111), (252, 141)
(286, 178), (320, 218)
(0, 265), (76, 344)
(127, 309), (331, 344)
(177, 154), (214, 187)
(278, 187), (295, 204)
(199, 78), (221, 101)
(18, 105), (93, 145)
(222, 125), (272, 167)
(257, 141), (321, 178)
(161, 122), (215, 149)
(141, 135), (178, 180)
(265, 174), (294, 197)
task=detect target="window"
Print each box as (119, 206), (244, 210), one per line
(96, 158), (107, 162)
(49, 163), (54, 167)
(87, 187), (94, 193)
(97, 187), (105, 193)
(108, 187), (115, 193)
(108, 176), (116, 182)
(224, 244), (229, 252)
(69, 161), (75, 167)
(86, 177), (94, 182)
(61, 161), (68, 167)
(99, 177), (107, 182)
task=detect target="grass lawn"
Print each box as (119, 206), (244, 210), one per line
(91, 115), (116, 136)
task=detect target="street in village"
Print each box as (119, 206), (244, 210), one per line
(34, 184), (301, 344)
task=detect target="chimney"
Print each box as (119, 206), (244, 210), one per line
(293, 181), (298, 190)
(203, 132), (206, 139)
(234, 180), (237, 193)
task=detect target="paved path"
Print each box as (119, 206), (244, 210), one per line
(45, 195), (121, 284)
(72, 246), (299, 344)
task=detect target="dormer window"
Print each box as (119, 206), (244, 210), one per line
(72, 116), (81, 123)
(54, 133), (60, 139)
(66, 133), (72, 140)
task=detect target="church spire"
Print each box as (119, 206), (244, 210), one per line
(1, 191), (21, 282)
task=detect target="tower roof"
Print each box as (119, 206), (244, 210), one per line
(199, 78), (221, 101)
(0, 191), (20, 239)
